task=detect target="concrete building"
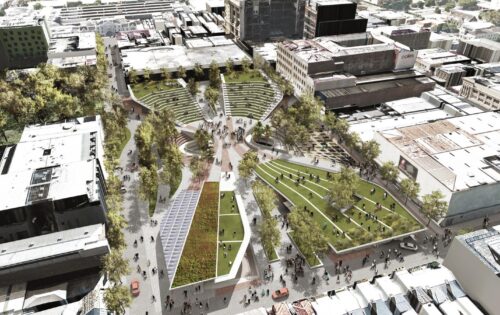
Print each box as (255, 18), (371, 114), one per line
(444, 226), (500, 315)
(303, 0), (367, 39)
(433, 65), (472, 88)
(460, 74), (500, 110)
(427, 32), (455, 51)
(224, 0), (305, 42)
(0, 14), (50, 69)
(0, 116), (110, 283)
(276, 34), (434, 108)
(457, 38), (500, 63)
(415, 48), (471, 75)
(372, 25), (431, 50)
(374, 111), (500, 225)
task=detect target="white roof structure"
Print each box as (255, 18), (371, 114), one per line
(0, 116), (105, 211)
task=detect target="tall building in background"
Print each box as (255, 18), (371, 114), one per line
(303, 0), (367, 39)
(225, 0), (305, 42)
(0, 15), (50, 70)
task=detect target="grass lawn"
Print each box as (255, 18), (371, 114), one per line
(118, 128), (131, 157)
(217, 191), (245, 276)
(255, 160), (422, 255)
(0, 128), (22, 146)
(224, 70), (265, 83)
(131, 80), (179, 99)
(172, 182), (219, 287)
(217, 241), (242, 276)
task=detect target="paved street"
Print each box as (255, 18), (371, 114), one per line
(116, 107), (465, 315)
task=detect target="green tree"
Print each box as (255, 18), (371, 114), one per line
(263, 124), (272, 140)
(106, 210), (128, 249)
(288, 209), (329, 261)
(0, 109), (9, 142)
(128, 68), (138, 84)
(445, 2), (455, 11)
(400, 178), (420, 205)
(187, 78), (199, 96)
(194, 62), (204, 79)
(104, 284), (131, 315)
(328, 166), (360, 209)
(344, 132), (361, 153)
(435, 7), (442, 13)
(34, 3), (43, 10)
(177, 65), (186, 79)
(138, 165), (158, 202)
(160, 67), (171, 83)
(424, 0), (434, 6)
(325, 112), (349, 140)
(102, 250), (130, 284)
(252, 121), (265, 141)
(421, 190), (448, 225)
(360, 140), (381, 165)
(260, 217), (281, 259)
(252, 181), (276, 217)
(417, 1), (424, 8)
(238, 150), (259, 179)
(143, 68), (151, 81)
(134, 120), (155, 166)
(189, 156), (204, 181)
(208, 60), (221, 88)
(380, 161), (400, 185)
(241, 57), (251, 73)
(194, 129), (213, 160)
(458, 0), (477, 10)
(225, 58), (234, 76)
(480, 10), (500, 26)
(160, 144), (184, 196)
(204, 87), (219, 109)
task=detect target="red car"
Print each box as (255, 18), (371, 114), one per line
(272, 288), (289, 300)
(130, 280), (140, 297)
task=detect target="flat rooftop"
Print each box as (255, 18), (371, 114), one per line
(379, 112), (500, 191)
(122, 42), (250, 73)
(457, 226), (500, 276)
(0, 117), (105, 210)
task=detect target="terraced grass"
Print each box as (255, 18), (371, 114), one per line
(224, 70), (266, 83)
(131, 80), (178, 99)
(255, 160), (422, 253)
(172, 182), (219, 287)
(226, 81), (275, 119)
(217, 191), (244, 276)
(137, 85), (202, 124)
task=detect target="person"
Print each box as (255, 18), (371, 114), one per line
(152, 295), (156, 302)
(134, 239), (137, 247)
(140, 236), (144, 242)
(150, 236), (154, 242)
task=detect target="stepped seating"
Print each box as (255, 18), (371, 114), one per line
(139, 87), (202, 124)
(225, 82), (275, 120)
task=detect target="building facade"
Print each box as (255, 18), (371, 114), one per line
(224, 0), (305, 42)
(460, 75), (500, 110)
(303, 0), (367, 39)
(457, 38), (500, 63)
(0, 16), (50, 69)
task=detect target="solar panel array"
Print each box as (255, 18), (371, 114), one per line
(159, 189), (201, 280)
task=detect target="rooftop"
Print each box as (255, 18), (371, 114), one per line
(379, 112), (500, 191)
(0, 116), (105, 210)
(457, 226), (500, 275)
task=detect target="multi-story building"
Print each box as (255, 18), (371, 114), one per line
(376, 26), (431, 50)
(433, 65), (471, 88)
(0, 15), (50, 69)
(224, 0), (305, 42)
(0, 116), (110, 283)
(415, 48), (471, 75)
(444, 226), (500, 315)
(460, 74), (500, 110)
(276, 33), (435, 108)
(457, 38), (500, 63)
(303, 0), (367, 39)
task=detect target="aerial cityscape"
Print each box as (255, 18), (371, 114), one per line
(0, 0), (499, 314)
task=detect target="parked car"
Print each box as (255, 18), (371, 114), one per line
(272, 288), (289, 300)
(130, 280), (140, 296)
(400, 242), (418, 251)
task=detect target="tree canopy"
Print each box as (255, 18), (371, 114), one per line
(328, 166), (360, 209)
(238, 150), (260, 179)
(421, 190), (448, 225)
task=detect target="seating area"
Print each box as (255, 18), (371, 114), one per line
(225, 82), (275, 120)
(139, 88), (202, 124)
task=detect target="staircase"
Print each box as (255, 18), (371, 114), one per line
(260, 70), (284, 121)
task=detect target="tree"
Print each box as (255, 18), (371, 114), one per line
(102, 250), (130, 284)
(260, 217), (281, 259)
(238, 150), (259, 179)
(344, 132), (361, 153)
(208, 60), (221, 88)
(421, 190), (448, 225)
(435, 7), (442, 13)
(480, 10), (500, 26)
(0, 109), (8, 142)
(445, 2), (455, 11)
(34, 3), (43, 9)
(252, 181), (276, 217)
(194, 129), (213, 160)
(104, 284), (131, 315)
(134, 120), (155, 166)
(458, 0), (477, 10)
(225, 58), (234, 76)
(288, 209), (328, 261)
(400, 178), (420, 205)
(263, 124), (272, 140)
(128, 68), (138, 84)
(325, 112), (349, 140)
(106, 210), (127, 249)
(160, 67), (171, 83)
(138, 165), (158, 202)
(189, 156), (204, 181)
(380, 161), (400, 185)
(187, 78), (199, 96)
(193, 62), (204, 79)
(417, 1), (425, 8)
(177, 65), (186, 79)
(204, 87), (219, 109)
(360, 140), (381, 165)
(143, 67), (151, 81)
(252, 121), (265, 141)
(160, 144), (184, 196)
(241, 57), (251, 73)
(424, 0), (434, 6)
(328, 166), (360, 209)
